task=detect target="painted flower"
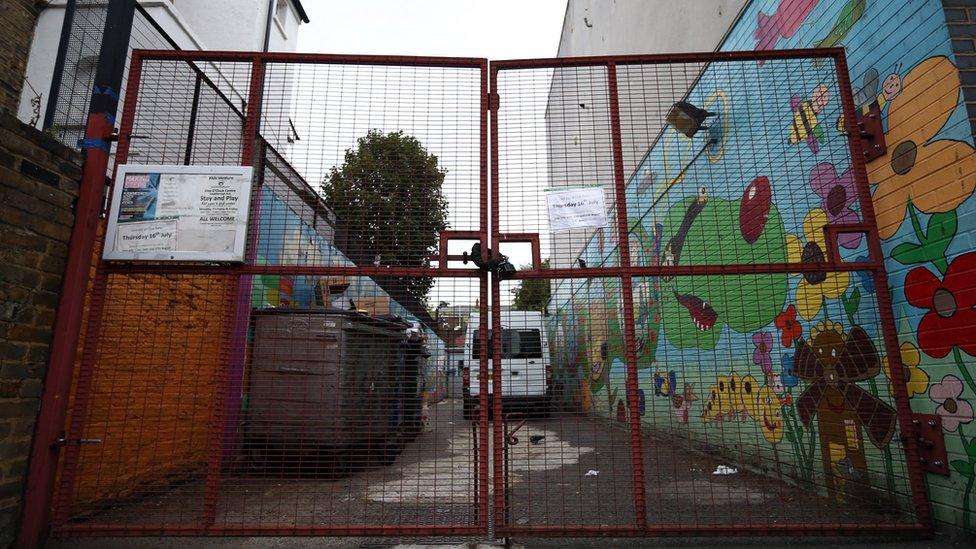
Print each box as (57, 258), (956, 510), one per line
(752, 331), (773, 374)
(774, 304), (802, 347)
(929, 375), (974, 432)
(854, 256), (875, 294)
(867, 56), (976, 239)
(770, 374), (786, 396)
(671, 383), (698, 424)
(904, 252), (976, 358)
(781, 353), (799, 388)
(810, 163), (861, 248)
(882, 341), (929, 398)
(787, 208), (850, 319)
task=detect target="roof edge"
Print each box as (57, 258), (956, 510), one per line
(289, 0), (310, 23)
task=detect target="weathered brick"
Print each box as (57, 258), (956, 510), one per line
(32, 307), (54, 327)
(26, 344), (49, 364)
(19, 159), (60, 187)
(0, 263), (40, 288)
(960, 69), (976, 86)
(948, 23), (976, 37)
(0, 228), (46, 253)
(0, 247), (40, 270)
(0, 478), (23, 501)
(0, 364), (28, 380)
(0, 382), (22, 398)
(956, 54), (976, 69)
(3, 457), (27, 479)
(0, 299), (28, 323)
(17, 379), (41, 399)
(946, 7), (969, 21)
(36, 253), (66, 276)
(0, 402), (36, 423)
(11, 421), (35, 438)
(0, 341), (28, 361)
(0, 149), (14, 170)
(30, 290), (59, 310)
(5, 324), (51, 345)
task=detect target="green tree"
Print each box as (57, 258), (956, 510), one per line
(322, 130), (449, 302)
(511, 259), (551, 312)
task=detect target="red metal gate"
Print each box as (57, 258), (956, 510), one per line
(27, 48), (932, 541)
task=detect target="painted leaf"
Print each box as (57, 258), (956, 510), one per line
(891, 209), (958, 266)
(925, 210), (958, 255)
(890, 242), (929, 266)
(842, 287), (861, 319)
(951, 458), (975, 478)
(785, 430), (797, 443)
(968, 436), (976, 460)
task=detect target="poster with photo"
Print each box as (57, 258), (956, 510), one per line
(103, 165), (254, 262)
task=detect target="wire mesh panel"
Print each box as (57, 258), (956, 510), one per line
(496, 278), (637, 531)
(51, 52), (490, 537)
(494, 50), (928, 536)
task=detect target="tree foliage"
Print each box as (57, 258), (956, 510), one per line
(322, 130), (449, 302)
(511, 259), (551, 312)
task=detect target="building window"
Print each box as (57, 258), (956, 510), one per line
(275, 0), (289, 27)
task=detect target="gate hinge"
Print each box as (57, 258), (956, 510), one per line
(488, 92), (499, 111)
(904, 413), (948, 476)
(855, 102), (886, 162)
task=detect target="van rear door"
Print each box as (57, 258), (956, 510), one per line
(501, 328), (546, 398)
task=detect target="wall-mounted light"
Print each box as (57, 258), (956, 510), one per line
(666, 101), (715, 139)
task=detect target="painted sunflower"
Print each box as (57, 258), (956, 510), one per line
(787, 208), (850, 320)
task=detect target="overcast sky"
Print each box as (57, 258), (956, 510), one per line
(292, 1), (568, 309)
(298, 0), (568, 59)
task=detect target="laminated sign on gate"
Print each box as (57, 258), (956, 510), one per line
(545, 186), (608, 231)
(103, 165), (254, 262)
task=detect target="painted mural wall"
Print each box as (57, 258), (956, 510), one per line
(727, 0), (976, 529)
(546, 0), (976, 528)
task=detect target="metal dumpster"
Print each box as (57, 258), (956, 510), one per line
(245, 308), (420, 475)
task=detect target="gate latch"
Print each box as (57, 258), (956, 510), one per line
(465, 242), (516, 278)
(906, 413), (949, 476)
(53, 437), (103, 449)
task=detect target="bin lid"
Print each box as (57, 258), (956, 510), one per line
(252, 307), (412, 331)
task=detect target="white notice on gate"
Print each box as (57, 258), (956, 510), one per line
(115, 219), (178, 252)
(545, 187), (608, 231)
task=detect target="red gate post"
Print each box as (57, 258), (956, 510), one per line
(16, 1), (137, 545)
(487, 64), (504, 533)
(606, 61), (649, 532)
(833, 51), (934, 531)
(477, 59), (491, 533)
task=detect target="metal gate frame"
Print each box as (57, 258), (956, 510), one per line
(18, 47), (934, 544)
(488, 48), (932, 537)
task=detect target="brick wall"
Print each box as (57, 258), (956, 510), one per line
(0, 112), (80, 546)
(945, 1), (976, 135)
(0, 0), (39, 117)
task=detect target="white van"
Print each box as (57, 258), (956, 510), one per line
(462, 311), (551, 419)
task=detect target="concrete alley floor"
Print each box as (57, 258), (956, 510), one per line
(48, 397), (936, 547)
